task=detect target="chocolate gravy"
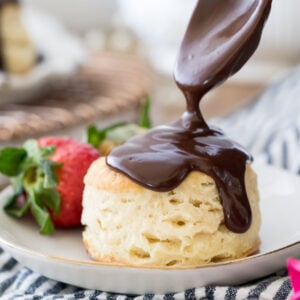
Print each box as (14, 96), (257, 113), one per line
(107, 0), (272, 233)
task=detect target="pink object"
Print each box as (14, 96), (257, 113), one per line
(287, 258), (300, 300)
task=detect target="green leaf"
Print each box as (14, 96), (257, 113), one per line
(0, 138), (60, 234)
(4, 184), (30, 218)
(3, 186), (23, 210)
(11, 175), (25, 191)
(0, 148), (27, 176)
(87, 122), (128, 148)
(3, 192), (19, 210)
(103, 122), (129, 133)
(106, 124), (143, 144)
(139, 96), (152, 129)
(5, 201), (30, 218)
(87, 97), (153, 148)
(40, 160), (58, 188)
(30, 193), (54, 235)
(39, 146), (56, 158)
(39, 188), (61, 215)
(87, 125), (103, 148)
(23, 140), (40, 160)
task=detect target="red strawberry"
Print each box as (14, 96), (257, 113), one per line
(38, 137), (100, 228)
(0, 136), (100, 234)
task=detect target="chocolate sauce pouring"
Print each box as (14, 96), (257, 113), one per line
(107, 0), (272, 233)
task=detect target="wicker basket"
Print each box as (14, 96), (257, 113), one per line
(0, 52), (151, 144)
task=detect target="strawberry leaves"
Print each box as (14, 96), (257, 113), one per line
(87, 96), (152, 151)
(139, 96), (152, 129)
(0, 140), (62, 234)
(30, 191), (55, 235)
(87, 122), (127, 149)
(0, 148), (27, 176)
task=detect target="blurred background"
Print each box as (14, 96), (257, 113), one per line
(24, 0), (300, 121)
(1, 0), (300, 142)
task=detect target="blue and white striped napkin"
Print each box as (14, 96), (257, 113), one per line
(1, 66), (300, 299)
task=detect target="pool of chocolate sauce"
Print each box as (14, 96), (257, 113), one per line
(107, 0), (272, 233)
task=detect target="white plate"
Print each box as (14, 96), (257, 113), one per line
(0, 163), (299, 294)
(0, 7), (86, 105)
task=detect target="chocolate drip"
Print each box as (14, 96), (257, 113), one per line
(107, 121), (252, 233)
(107, 0), (272, 233)
(174, 0), (272, 98)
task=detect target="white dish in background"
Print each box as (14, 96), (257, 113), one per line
(0, 7), (86, 106)
(0, 163), (299, 294)
(24, 0), (117, 32)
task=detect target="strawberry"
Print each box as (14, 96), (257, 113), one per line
(0, 137), (99, 234)
(38, 137), (100, 228)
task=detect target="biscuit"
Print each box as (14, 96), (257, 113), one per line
(82, 157), (260, 268)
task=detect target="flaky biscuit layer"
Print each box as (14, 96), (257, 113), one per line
(82, 157), (260, 268)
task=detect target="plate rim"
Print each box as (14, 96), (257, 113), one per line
(0, 226), (300, 272)
(0, 162), (300, 272)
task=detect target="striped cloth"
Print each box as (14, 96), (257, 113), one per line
(1, 67), (300, 299)
(216, 66), (300, 174)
